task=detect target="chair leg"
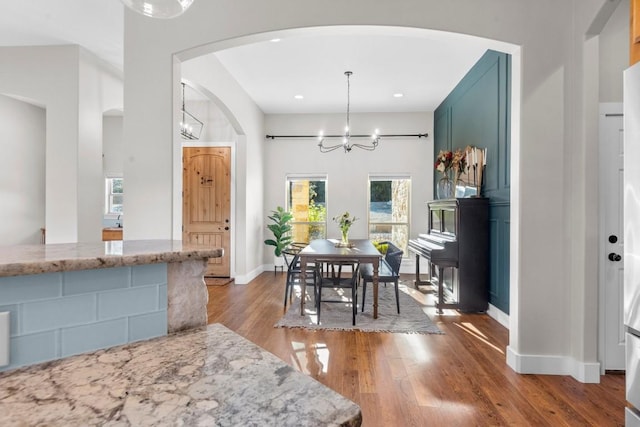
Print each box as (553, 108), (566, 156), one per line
(316, 281), (322, 324)
(284, 271), (291, 308)
(352, 277), (357, 326)
(394, 278), (400, 314)
(361, 279), (367, 312)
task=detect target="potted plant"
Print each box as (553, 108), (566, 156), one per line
(264, 206), (293, 268)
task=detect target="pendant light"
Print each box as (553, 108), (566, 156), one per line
(121, 0), (194, 19)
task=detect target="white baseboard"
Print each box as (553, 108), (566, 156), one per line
(487, 304), (509, 329)
(506, 346), (601, 383)
(234, 265), (266, 284)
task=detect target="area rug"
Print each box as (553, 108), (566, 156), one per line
(275, 282), (443, 334)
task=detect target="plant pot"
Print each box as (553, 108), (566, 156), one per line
(274, 255), (284, 268)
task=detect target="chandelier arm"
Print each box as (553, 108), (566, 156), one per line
(318, 141), (346, 153)
(348, 143), (378, 151)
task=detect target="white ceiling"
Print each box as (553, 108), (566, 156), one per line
(0, 0), (497, 114)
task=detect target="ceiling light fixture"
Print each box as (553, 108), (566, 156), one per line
(121, 0), (194, 19)
(265, 71), (429, 152)
(315, 71), (381, 153)
(393, 93), (404, 98)
(180, 82), (203, 140)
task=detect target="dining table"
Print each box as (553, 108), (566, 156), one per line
(298, 239), (382, 319)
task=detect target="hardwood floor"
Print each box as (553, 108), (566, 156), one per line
(206, 272), (625, 426)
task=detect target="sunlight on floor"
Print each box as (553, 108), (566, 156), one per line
(454, 322), (504, 354)
(400, 334), (432, 363)
(290, 341), (331, 375)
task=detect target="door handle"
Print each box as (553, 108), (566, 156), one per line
(608, 253), (622, 262)
(224, 226), (229, 231)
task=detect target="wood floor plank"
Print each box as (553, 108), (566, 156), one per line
(206, 273), (626, 427)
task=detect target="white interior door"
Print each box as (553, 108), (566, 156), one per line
(599, 103), (625, 371)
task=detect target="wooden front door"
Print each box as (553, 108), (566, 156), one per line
(183, 147), (231, 277)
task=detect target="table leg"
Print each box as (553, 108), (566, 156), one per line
(300, 258), (307, 316)
(373, 259), (379, 319)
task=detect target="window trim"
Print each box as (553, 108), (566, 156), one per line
(367, 174), (411, 250)
(286, 174), (328, 242)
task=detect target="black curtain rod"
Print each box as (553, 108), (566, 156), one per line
(265, 133), (428, 139)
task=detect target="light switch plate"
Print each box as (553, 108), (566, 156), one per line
(0, 312), (9, 367)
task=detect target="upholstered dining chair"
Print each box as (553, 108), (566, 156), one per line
(316, 260), (360, 326)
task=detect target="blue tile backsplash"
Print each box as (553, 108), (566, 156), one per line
(0, 264), (168, 372)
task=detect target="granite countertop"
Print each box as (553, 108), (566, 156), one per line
(0, 240), (223, 277)
(0, 323), (362, 426)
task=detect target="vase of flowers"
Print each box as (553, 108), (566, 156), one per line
(333, 211), (357, 247)
(451, 148), (468, 193)
(434, 148), (467, 199)
(435, 150), (454, 199)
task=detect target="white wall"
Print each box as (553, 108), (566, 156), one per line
(0, 46), (80, 243)
(103, 116), (124, 176)
(0, 45), (123, 243)
(599, 0), (629, 102)
(180, 53), (265, 281)
(199, 101), (237, 142)
(0, 95), (45, 245)
(122, 0), (613, 381)
(264, 112), (432, 262)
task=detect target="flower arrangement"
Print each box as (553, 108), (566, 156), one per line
(451, 148), (467, 182)
(333, 211), (358, 245)
(434, 149), (467, 181)
(434, 150), (453, 176)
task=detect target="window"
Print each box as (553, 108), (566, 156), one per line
(105, 177), (123, 214)
(286, 176), (327, 243)
(368, 176), (410, 252)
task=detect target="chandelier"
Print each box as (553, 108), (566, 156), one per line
(180, 82), (203, 140)
(121, 0), (194, 19)
(317, 71), (380, 153)
(265, 70), (429, 151)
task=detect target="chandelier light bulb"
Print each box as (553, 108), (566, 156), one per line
(121, 0), (194, 19)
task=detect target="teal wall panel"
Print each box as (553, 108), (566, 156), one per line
(434, 50), (511, 313)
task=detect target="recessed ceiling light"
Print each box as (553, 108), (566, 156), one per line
(393, 93), (404, 98)
(294, 95), (304, 100)
(270, 38), (281, 43)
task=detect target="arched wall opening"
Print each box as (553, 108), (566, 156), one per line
(123, 1), (609, 382)
(171, 24), (522, 299)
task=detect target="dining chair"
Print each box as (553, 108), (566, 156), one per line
(282, 244), (319, 308)
(360, 241), (403, 314)
(316, 260), (360, 325)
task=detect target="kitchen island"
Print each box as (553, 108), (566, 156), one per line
(0, 240), (222, 371)
(0, 323), (362, 426)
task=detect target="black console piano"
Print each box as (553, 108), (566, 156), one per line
(408, 198), (489, 313)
